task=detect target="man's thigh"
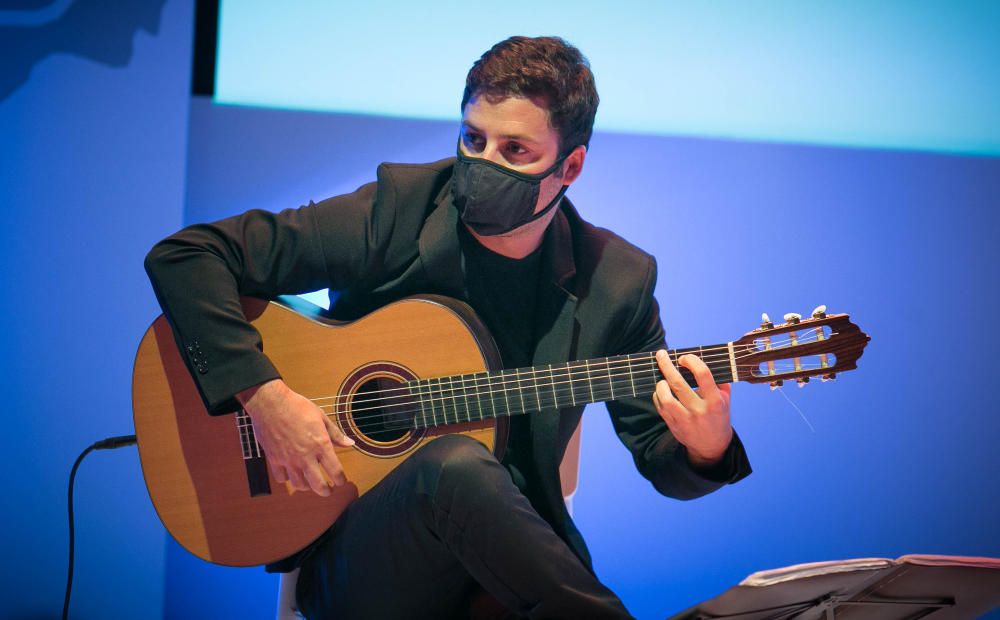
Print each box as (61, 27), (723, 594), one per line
(295, 435), (497, 619)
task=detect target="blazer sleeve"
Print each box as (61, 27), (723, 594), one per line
(144, 178), (394, 415)
(604, 255), (752, 500)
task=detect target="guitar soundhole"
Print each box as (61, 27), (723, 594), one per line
(352, 377), (413, 443)
(338, 362), (423, 457)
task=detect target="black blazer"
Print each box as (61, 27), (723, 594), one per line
(145, 157), (751, 568)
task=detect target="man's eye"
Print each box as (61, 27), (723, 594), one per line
(506, 143), (527, 156)
(464, 134), (485, 150)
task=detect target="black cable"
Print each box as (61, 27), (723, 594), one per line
(63, 434), (137, 620)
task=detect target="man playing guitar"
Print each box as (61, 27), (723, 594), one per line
(145, 36), (751, 619)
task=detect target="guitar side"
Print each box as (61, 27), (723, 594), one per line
(132, 296), (502, 567)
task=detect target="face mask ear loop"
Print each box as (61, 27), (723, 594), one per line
(523, 183), (569, 226)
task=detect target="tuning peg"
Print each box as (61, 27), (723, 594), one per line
(821, 373), (837, 382)
(783, 312), (801, 325)
(797, 377), (810, 388)
(769, 379), (783, 391)
(812, 305), (827, 319)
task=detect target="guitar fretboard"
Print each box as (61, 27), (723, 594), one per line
(408, 344), (736, 429)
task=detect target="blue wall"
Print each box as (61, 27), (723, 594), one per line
(3, 3), (998, 619)
(0, 0), (191, 617)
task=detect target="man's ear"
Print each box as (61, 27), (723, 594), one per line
(561, 145), (587, 185)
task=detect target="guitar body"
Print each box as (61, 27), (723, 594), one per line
(132, 296), (503, 567)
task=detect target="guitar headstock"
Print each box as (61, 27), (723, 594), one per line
(733, 306), (870, 388)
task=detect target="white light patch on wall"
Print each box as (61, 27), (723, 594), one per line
(216, 0), (1000, 156)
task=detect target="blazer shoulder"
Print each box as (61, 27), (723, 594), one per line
(571, 210), (656, 281)
(376, 157), (456, 190)
(369, 157), (455, 218)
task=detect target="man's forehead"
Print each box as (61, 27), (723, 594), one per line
(461, 120), (544, 145)
(462, 95), (557, 142)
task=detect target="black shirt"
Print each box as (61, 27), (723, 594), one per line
(458, 223), (545, 501)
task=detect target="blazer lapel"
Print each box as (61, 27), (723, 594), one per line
(417, 179), (466, 298)
(532, 206), (578, 367)
(530, 206), (580, 508)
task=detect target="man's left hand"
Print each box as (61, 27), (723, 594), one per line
(653, 349), (733, 468)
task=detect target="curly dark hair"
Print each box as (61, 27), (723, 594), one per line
(461, 36), (599, 156)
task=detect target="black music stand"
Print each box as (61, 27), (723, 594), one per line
(669, 555), (1000, 620)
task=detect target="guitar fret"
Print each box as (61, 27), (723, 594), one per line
(425, 378), (436, 426)
(486, 372), (496, 419)
(467, 374), (476, 422)
(459, 374), (471, 423)
(567, 363), (576, 407)
(425, 380), (437, 427)
(452, 376), (462, 423)
(412, 381), (426, 429)
(606, 358), (615, 400)
(469, 374), (481, 420)
(533, 367), (542, 411)
(452, 376), (461, 423)
(446, 376), (458, 424)
(501, 371), (511, 416)
(458, 375), (469, 422)
(515, 368), (526, 415)
(420, 379), (437, 428)
(549, 364), (559, 410)
(584, 359), (595, 403)
(431, 377), (444, 426)
(439, 376), (449, 425)
(628, 355), (638, 397)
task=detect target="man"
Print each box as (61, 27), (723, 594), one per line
(145, 36), (751, 619)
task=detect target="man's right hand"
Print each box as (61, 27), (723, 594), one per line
(237, 379), (354, 497)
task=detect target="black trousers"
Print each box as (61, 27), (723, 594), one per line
(295, 434), (634, 619)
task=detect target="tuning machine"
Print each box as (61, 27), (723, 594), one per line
(760, 313), (774, 329)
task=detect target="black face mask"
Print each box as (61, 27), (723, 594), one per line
(451, 145), (570, 236)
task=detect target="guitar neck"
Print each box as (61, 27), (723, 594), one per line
(409, 343), (735, 428)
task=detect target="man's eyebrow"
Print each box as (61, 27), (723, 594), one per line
(461, 122), (541, 144)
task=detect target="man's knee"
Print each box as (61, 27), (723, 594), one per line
(409, 434), (502, 497)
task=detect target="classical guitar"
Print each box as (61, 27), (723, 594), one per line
(132, 295), (869, 567)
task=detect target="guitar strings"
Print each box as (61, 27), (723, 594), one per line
(309, 328), (830, 406)
(314, 359), (834, 432)
(305, 335), (835, 425)
(304, 328), (833, 409)
(318, 359), (825, 442)
(237, 331), (839, 446)
(318, 364), (742, 441)
(311, 348), (738, 405)
(324, 358), (739, 420)
(240, 355), (836, 444)
(303, 330), (814, 405)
